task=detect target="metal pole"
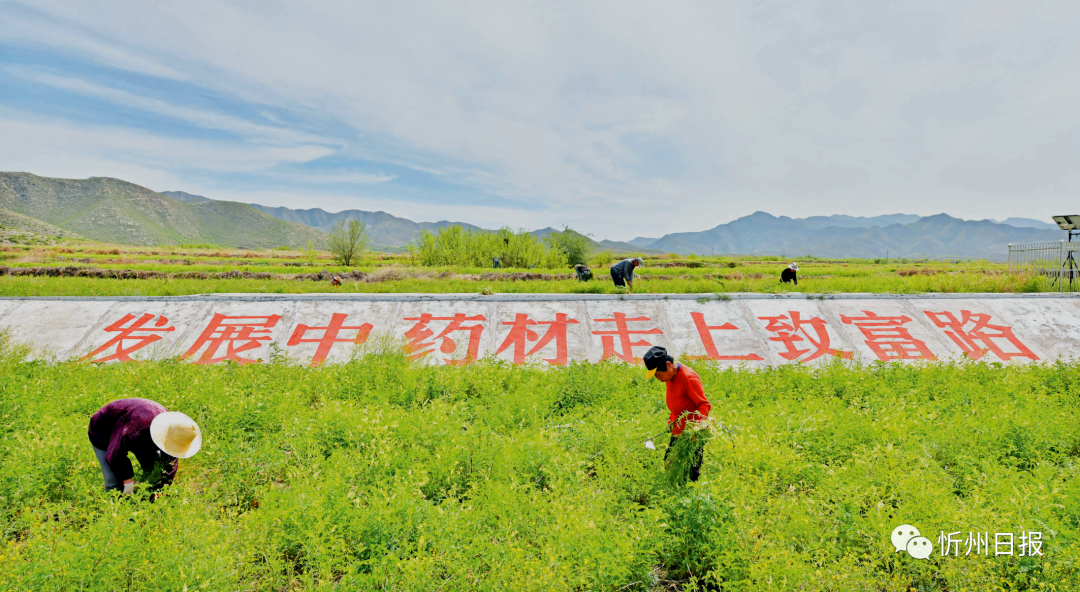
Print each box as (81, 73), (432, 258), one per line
(1061, 240), (1065, 293)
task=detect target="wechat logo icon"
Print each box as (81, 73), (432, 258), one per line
(892, 525), (933, 560)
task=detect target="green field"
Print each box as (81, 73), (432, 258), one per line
(0, 330), (1076, 590)
(0, 244), (1037, 296)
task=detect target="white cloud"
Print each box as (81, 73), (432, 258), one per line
(0, 111), (334, 181)
(0, 6), (189, 80)
(273, 171), (396, 185)
(2, 66), (336, 148)
(7, 1), (1080, 238)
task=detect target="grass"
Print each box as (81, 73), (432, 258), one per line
(0, 244), (1045, 296)
(0, 330), (1077, 590)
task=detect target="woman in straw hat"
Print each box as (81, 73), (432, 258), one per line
(87, 398), (202, 495)
(780, 262), (799, 285)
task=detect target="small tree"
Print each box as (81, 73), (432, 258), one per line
(328, 219), (369, 266)
(545, 226), (592, 267)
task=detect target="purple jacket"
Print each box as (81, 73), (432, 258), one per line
(88, 398), (177, 487)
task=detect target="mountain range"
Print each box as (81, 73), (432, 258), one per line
(0, 172), (1067, 259)
(162, 191), (483, 249)
(1, 173), (326, 249)
(637, 211), (1061, 259)
(161, 191), (650, 253)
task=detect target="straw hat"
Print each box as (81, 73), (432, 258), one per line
(150, 412), (202, 458)
(789, 262), (799, 271)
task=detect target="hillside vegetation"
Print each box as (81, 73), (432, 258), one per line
(0, 208), (84, 245)
(0, 334), (1075, 590)
(648, 212), (1062, 259)
(0, 173), (328, 249)
(165, 191), (655, 253)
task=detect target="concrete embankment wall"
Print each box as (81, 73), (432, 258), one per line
(1, 293), (1077, 367)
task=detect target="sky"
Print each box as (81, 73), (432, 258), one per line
(2, 1), (1080, 241)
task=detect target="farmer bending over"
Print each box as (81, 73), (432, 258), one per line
(644, 346), (711, 482)
(780, 262), (798, 285)
(610, 257), (643, 292)
(88, 398), (202, 495)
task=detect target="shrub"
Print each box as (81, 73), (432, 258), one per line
(328, 220), (369, 267)
(408, 226), (563, 268)
(543, 226), (592, 267)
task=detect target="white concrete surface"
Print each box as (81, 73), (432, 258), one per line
(1, 294), (1077, 366)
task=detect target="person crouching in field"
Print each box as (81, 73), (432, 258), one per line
(781, 262), (799, 285)
(643, 346), (711, 482)
(88, 399), (202, 496)
(610, 257), (643, 292)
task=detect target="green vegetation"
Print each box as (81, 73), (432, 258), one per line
(408, 226), (566, 268)
(0, 332), (1076, 590)
(0, 243), (1042, 296)
(328, 220), (369, 267)
(0, 172), (328, 249)
(544, 226), (593, 267)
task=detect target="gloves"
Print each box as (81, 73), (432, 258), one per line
(122, 481), (134, 495)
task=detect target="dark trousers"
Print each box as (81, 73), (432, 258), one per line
(93, 446), (123, 492)
(664, 435), (704, 482)
(610, 267), (626, 287)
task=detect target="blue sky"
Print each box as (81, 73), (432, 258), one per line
(3, 1), (1080, 240)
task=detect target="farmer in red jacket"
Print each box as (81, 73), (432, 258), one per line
(644, 346), (711, 481)
(88, 398), (202, 495)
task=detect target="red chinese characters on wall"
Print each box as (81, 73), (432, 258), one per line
(496, 312), (580, 365)
(924, 310), (1038, 361)
(758, 311), (852, 362)
(83, 313), (176, 362)
(180, 314), (282, 365)
(591, 312), (663, 362)
(839, 311), (936, 361)
(66, 304), (1047, 367)
(287, 313), (373, 367)
(684, 312), (764, 361)
(404, 313), (486, 365)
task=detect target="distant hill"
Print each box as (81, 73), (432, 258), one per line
(631, 214), (920, 249)
(249, 205), (482, 251)
(529, 227), (660, 255)
(169, 192), (655, 253)
(161, 191), (481, 250)
(0, 207), (84, 245)
(160, 190), (213, 204)
(3, 172), (1063, 259)
(994, 217), (1058, 230)
(646, 211), (1062, 259)
(628, 237), (660, 248)
(0, 207), (83, 238)
(0, 173), (328, 249)
(800, 213), (921, 229)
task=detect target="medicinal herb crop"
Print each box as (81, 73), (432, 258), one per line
(0, 338), (1077, 590)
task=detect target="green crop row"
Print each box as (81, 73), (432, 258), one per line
(0, 331), (1076, 590)
(0, 267), (1043, 297)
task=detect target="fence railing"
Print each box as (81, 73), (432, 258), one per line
(1008, 240), (1080, 292)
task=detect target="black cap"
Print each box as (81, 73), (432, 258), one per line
(643, 345), (672, 378)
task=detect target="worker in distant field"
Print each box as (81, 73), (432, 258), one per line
(574, 264), (593, 282)
(643, 346), (711, 482)
(610, 257), (643, 292)
(780, 262), (799, 285)
(88, 399), (202, 495)
(330, 275), (342, 287)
